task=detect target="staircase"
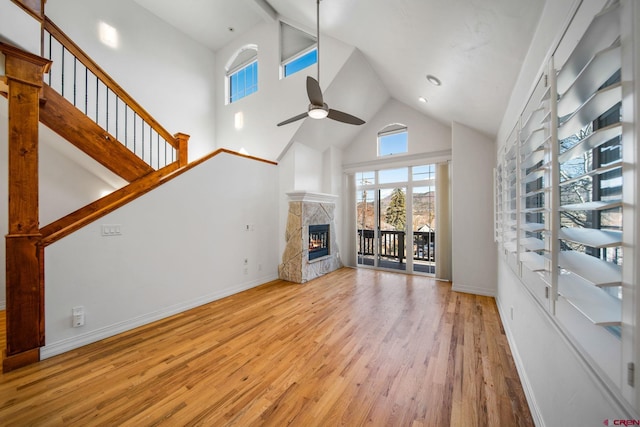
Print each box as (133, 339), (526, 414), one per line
(1, 6), (193, 371)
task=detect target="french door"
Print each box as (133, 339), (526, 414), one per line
(356, 165), (436, 275)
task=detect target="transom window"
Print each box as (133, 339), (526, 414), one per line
(283, 48), (317, 78)
(378, 125), (408, 156)
(226, 46), (258, 104)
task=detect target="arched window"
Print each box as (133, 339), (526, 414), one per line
(378, 124), (408, 156)
(226, 45), (258, 104)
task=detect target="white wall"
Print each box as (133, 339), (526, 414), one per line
(214, 19), (354, 161)
(291, 49), (390, 154)
(343, 98), (451, 168)
(43, 152), (279, 357)
(277, 142), (324, 260)
(450, 122), (497, 296)
(39, 128), (125, 226)
(46, 0), (217, 161)
(323, 146), (345, 263)
(0, 0), (41, 54)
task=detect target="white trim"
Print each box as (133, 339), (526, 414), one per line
(451, 283), (496, 297)
(286, 191), (338, 203)
(343, 149), (452, 174)
(224, 44), (259, 73)
(0, 300), (5, 310)
(378, 123), (407, 136)
(40, 274), (277, 359)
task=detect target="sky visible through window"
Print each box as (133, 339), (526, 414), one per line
(356, 165), (435, 188)
(284, 49), (317, 77)
(378, 131), (408, 156)
(230, 61), (258, 103)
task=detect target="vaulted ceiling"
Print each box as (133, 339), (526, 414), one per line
(132, 0), (546, 137)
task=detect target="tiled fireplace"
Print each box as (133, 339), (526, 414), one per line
(279, 192), (342, 283)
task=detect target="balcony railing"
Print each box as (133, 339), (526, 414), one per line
(357, 230), (435, 264)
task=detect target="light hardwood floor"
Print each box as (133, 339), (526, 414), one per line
(0, 268), (533, 426)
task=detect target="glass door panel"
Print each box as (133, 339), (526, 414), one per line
(377, 187), (407, 271)
(357, 188), (375, 267)
(412, 185), (436, 274)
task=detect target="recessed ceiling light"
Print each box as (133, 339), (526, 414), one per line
(418, 96), (428, 103)
(426, 74), (442, 86)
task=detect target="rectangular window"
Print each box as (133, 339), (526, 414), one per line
(378, 128), (408, 156)
(283, 48), (317, 77)
(412, 164), (435, 182)
(229, 60), (258, 104)
(356, 171), (375, 187)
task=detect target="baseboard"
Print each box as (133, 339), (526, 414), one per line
(451, 283), (496, 297)
(0, 299), (5, 310)
(495, 297), (545, 427)
(41, 274), (277, 359)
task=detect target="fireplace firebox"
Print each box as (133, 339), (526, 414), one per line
(309, 224), (330, 260)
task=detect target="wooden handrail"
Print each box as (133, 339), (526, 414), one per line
(40, 149), (277, 246)
(43, 17), (181, 151)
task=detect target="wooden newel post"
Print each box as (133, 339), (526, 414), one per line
(1, 43), (51, 372)
(174, 132), (190, 167)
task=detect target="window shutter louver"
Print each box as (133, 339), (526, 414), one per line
(554, 1), (623, 328)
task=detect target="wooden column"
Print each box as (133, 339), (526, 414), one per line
(1, 43), (51, 372)
(174, 132), (190, 167)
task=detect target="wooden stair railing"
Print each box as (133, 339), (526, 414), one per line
(2, 12), (189, 371)
(39, 84), (155, 181)
(43, 17), (188, 174)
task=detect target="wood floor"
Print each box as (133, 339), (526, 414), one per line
(0, 268), (533, 426)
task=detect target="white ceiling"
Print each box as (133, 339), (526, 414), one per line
(133, 0), (546, 137)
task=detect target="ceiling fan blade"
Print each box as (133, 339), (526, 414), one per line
(327, 109), (365, 125)
(306, 76), (324, 106)
(277, 112), (308, 127)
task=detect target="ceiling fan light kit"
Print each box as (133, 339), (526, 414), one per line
(308, 105), (329, 119)
(277, 0), (365, 127)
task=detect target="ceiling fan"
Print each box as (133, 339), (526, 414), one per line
(277, 0), (365, 127)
